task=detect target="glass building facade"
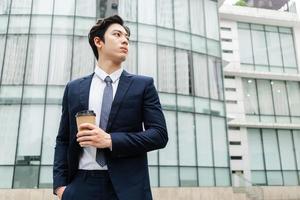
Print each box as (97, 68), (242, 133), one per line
(238, 23), (298, 73)
(248, 128), (300, 186)
(235, 22), (300, 186)
(0, 0), (230, 188)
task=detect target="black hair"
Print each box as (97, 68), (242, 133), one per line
(88, 15), (130, 60)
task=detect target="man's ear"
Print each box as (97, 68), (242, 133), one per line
(94, 37), (104, 49)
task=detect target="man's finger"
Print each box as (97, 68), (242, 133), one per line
(79, 123), (97, 130)
(77, 130), (94, 137)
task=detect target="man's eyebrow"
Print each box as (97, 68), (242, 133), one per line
(112, 29), (129, 36)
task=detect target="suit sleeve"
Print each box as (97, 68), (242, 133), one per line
(110, 78), (168, 158)
(53, 83), (70, 193)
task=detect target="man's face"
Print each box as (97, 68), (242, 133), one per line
(98, 23), (129, 63)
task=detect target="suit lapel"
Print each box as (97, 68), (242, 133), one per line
(79, 73), (94, 110)
(107, 70), (133, 131)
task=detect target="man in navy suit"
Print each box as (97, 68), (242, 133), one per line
(53, 15), (168, 200)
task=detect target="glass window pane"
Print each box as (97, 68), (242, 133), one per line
(148, 150), (158, 165)
(138, 24), (156, 43)
(0, 15), (8, 33)
(46, 86), (64, 104)
(138, 43), (157, 85)
(272, 81), (289, 116)
(266, 171), (283, 186)
(32, 0), (53, 14)
(52, 16), (74, 35)
(0, 85), (22, 104)
(0, 0), (11, 14)
(0, 166), (14, 188)
(283, 171), (298, 186)
(248, 129), (264, 170)
(2, 35), (28, 84)
(287, 82), (300, 116)
(157, 27), (174, 47)
(76, 0), (96, 17)
(17, 105), (44, 162)
(176, 49), (190, 95)
(25, 35), (50, 84)
(196, 114), (213, 166)
(11, 0), (31, 14)
(0, 35), (6, 82)
(278, 130), (296, 170)
(174, 0), (189, 31)
(190, 0), (204, 36)
(251, 170), (266, 185)
(30, 16), (52, 34)
(194, 97), (209, 114)
(212, 117), (228, 167)
(39, 166), (53, 188)
(74, 18), (95, 36)
(137, 0), (155, 24)
(205, 0), (219, 40)
(293, 130), (300, 170)
(262, 129), (281, 170)
(207, 39), (221, 57)
(8, 15), (30, 34)
(252, 30), (268, 65)
(180, 167), (197, 186)
(71, 36), (94, 80)
(175, 31), (191, 50)
(178, 112), (196, 166)
(0, 105), (19, 164)
(159, 111), (177, 165)
(243, 79), (259, 115)
(193, 53), (208, 97)
(160, 93), (176, 110)
(41, 105), (61, 165)
(215, 168), (230, 186)
(13, 166), (39, 188)
(157, 0), (173, 28)
(54, 0), (75, 15)
(158, 46), (175, 93)
(48, 36), (72, 85)
(257, 80), (274, 116)
(208, 57), (223, 100)
(177, 95), (193, 112)
(160, 166), (179, 186)
(118, 0), (137, 22)
(191, 35), (206, 54)
(266, 31), (283, 67)
(149, 166), (158, 187)
(280, 33), (297, 67)
(238, 29), (253, 64)
(22, 85), (45, 104)
(198, 167), (214, 186)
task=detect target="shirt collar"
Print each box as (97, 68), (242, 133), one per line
(94, 65), (123, 83)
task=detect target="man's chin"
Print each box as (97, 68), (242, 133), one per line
(119, 56), (127, 62)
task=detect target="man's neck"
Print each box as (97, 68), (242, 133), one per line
(97, 59), (121, 75)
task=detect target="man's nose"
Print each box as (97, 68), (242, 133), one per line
(121, 36), (128, 46)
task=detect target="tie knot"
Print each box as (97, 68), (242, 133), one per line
(104, 76), (112, 84)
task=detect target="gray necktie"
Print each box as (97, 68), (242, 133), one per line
(96, 76), (113, 166)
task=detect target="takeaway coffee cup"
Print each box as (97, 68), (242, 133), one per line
(75, 110), (96, 131)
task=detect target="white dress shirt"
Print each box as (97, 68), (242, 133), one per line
(78, 66), (123, 170)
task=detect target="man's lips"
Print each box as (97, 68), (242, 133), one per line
(120, 47), (128, 53)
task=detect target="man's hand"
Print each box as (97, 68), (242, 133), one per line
(56, 186), (66, 200)
(76, 123), (112, 149)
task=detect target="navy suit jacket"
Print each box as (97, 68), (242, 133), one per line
(53, 70), (168, 200)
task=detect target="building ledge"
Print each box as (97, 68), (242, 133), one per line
(223, 68), (300, 81)
(228, 119), (300, 129)
(219, 4), (300, 27)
